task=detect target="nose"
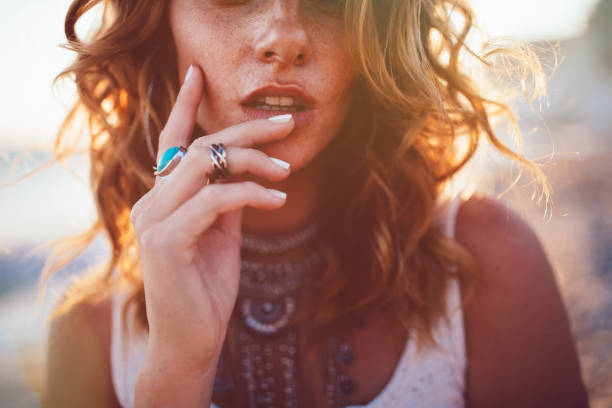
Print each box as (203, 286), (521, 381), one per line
(253, 1), (311, 67)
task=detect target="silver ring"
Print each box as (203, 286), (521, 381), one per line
(207, 143), (229, 183)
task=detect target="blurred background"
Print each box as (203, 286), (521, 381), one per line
(0, 0), (610, 406)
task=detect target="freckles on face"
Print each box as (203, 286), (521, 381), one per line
(168, 0), (358, 171)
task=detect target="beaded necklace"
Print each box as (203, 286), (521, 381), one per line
(212, 219), (359, 407)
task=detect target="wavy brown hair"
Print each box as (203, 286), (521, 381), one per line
(40, 0), (550, 352)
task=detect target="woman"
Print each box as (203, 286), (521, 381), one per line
(43, 0), (588, 407)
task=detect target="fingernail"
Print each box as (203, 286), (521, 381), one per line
(266, 188), (287, 200)
(268, 114), (292, 123)
(269, 157), (290, 170)
(184, 65), (194, 84)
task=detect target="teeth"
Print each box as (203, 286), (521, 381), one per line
(250, 96), (303, 111)
(265, 96), (280, 105)
(280, 97), (294, 106)
(253, 104), (302, 112)
(256, 96), (298, 106)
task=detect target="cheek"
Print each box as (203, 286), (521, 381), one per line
(319, 51), (358, 132)
(317, 29), (358, 112)
(192, 43), (250, 133)
(169, 7), (244, 130)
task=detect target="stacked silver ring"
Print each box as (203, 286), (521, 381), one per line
(208, 143), (229, 183)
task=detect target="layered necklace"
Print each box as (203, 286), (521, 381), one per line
(212, 219), (361, 408)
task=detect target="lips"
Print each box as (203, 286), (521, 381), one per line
(239, 84), (317, 128)
(240, 85), (317, 110)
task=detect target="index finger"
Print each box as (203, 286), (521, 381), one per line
(156, 64), (204, 172)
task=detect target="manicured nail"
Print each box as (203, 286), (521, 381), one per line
(268, 114), (292, 123)
(184, 65), (194, 84)
(269, 157), (290, 170)
(266, 188), (287, 200)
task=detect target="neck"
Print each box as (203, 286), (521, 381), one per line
(242, 153), (327, 236)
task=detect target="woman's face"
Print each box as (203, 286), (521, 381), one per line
(168, 0), (358, 172)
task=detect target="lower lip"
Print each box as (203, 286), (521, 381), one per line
(240, 105), (316, 129)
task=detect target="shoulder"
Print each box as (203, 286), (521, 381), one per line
(45, 296), (120, 407)
(454, 193), (546, 275)
(452, 193), (588, 407)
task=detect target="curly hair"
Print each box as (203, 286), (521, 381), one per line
(40, 0), (550, 351)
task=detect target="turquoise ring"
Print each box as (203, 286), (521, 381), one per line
(153, 146), (187, 178)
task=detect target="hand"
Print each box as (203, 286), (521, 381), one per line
(130, 64), (294, 374)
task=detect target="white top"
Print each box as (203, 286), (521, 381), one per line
(111, 195), (466, 407)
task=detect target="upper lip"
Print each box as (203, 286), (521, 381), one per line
(240, 84), (317, 109)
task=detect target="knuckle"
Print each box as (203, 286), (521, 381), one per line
(182, 145), (211, 173)
(137, 226), (157, 251)
(131, 212), (142, 233)
(132, 212), (151, 237)
(226, 122), (254, 145)
(139, 224), (171, 253)
(200, 184), (218, 200)
(181, 147), (199, 167)
(242, 181), (261, 194)
(244, 130), (257, 145)
(130, 197), (149, 230)
(191, 136), (211, 150)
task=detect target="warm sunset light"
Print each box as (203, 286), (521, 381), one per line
(1, 1), (610, 407)
(0, 0), (603, 247)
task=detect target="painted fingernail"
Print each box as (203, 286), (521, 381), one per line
(184, 65), (194, 84)
(266, 188), (287, 200)
(268, 114), (292, 123)
(269, 157), (290, 170)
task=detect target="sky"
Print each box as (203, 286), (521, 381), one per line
(0, 0), (604, 248)
(470, 0), (601, 41)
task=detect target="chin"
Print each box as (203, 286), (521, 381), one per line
(261, 134), (329, 174)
